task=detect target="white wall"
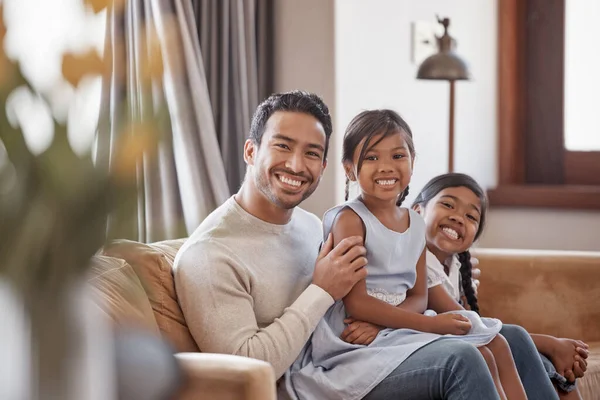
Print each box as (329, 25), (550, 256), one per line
(274, 0), (600, 251)
(273, 0), (338, 218)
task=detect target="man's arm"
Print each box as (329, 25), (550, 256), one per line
(174, 241), (334, 379)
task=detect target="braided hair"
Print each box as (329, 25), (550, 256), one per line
(412, 173), (488, 314)
(342, 110), (415, 205)
(458, 250), (479, 314)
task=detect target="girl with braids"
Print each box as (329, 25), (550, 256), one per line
(413, 172), (589, 400)
(284, 110), (520, 400)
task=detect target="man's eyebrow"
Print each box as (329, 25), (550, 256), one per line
(272, 134), (324, 152)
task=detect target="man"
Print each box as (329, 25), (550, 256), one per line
(174, 91), (500, 399)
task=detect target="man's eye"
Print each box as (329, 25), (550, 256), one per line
(307, 152), (321, 158)
(441, 202), (453, 209)
(276, 143), (290, 150)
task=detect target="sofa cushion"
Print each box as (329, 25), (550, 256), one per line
(474, 249), (600, 343)
(87, 255), (159, 334)
(102, 239), (199, 352)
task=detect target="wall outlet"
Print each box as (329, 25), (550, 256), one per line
(411, 21), (442, 65)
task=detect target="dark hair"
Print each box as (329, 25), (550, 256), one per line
(342, 109), (415, 206)
(249, 90), (333, 159)
(411, 173), (488, 314)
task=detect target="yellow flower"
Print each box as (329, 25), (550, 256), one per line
(111, 122), (157, 182)
(85, 0), (126, 14)
(62, 49), (107, 88)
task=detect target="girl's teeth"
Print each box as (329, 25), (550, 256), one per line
(442, 227), (459, 240)
(376, 179), (396, 186)
(280, 175), (301, 187)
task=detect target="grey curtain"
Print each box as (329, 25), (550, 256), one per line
(97, 0), (230, 242)
(191, 0), (274, 193)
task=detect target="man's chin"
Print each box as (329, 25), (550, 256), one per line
(272, 192), (306, 209)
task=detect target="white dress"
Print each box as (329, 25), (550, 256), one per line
(282, 199), (502, 400)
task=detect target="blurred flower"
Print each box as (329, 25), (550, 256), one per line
(62, 49), (107, 88)
(85, 0), (126, 14)
(112, 122), (157, 182)
(0, 5), (18, 90)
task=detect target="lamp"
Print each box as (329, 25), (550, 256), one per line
(417, 16), (470, 172)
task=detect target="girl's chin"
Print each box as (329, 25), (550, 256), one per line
(435, 238), (466, 255)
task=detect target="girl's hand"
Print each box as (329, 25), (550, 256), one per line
(549, 338), (590, 382)
(429, 313), (472, 335)
(341, 318), (382, 345)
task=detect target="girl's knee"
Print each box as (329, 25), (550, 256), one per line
(491, 334), (510, 348)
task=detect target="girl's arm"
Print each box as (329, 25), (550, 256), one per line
(395, 248), (427, 314)
(428, 284), (464, 313)
(333, 209), (434, 331)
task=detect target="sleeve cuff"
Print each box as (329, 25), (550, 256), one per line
(288, 284), (334, 326)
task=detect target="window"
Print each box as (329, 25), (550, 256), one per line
(489, 0), (600, 209)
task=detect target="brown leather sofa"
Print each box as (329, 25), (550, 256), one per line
(89, 239), (600, 399)
(474, 248), (600, 399)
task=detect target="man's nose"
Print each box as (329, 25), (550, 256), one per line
(285, 152), (306, 172)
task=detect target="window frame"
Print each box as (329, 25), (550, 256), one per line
(489, 0), (600, 210)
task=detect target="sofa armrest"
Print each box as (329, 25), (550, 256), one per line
(174, 353), (276, 400)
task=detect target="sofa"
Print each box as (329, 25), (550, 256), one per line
(89, 238), (600, 399)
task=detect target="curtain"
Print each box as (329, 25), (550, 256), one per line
(191, 0), (274, 194)
(97, 0), (230, 242)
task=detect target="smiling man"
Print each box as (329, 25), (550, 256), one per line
(173, 91), (369, 378)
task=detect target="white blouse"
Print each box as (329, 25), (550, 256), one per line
(426, 250), (463, 301)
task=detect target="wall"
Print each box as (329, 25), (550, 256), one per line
(273, 0), (338, 218)
(274, 0), (600, 251)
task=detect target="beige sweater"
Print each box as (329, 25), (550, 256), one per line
(173, 197), (334, 378)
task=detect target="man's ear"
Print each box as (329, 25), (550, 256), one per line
(243, 139), (256, 166)
(412, 203), (422, 214)
(343, 162), (356, 181)
(321, 158), (328, 175)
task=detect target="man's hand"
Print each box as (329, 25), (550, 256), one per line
(312, 234), (368, 300)
(549, 338), (589, 382)
(341, 318), (382, 345)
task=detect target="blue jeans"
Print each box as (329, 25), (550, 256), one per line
(363, 339), (500, 399)
(500, 324), (559, 400)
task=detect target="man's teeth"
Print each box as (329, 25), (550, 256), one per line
(442, 227), (459, 240)
(376, 179), (397, 186)
(279, 175), (302, 187)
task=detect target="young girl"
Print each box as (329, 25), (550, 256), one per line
(412, 173), (590, 400)
(284, 110), (524, 400)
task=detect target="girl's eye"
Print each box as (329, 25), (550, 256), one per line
(467, 214), (479, 223)
(365, 155), (377, 161)
(441, 202), (453, 209)
(393, 154), (405, 159)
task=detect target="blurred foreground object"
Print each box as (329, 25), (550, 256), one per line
(0, 0), (180, 398)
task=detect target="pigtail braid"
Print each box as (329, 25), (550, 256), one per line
(396, 185), (409, 206)
(458, 250), (480, 314)
(344, 177), (350, 201)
